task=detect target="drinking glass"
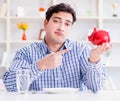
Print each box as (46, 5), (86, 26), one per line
(16, 69), (30, 94)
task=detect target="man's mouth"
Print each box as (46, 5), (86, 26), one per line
(55, 32), (64, 36)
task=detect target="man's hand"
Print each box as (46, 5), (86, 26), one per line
(38, 49), (69, 71)
(89, 42), (112, 63)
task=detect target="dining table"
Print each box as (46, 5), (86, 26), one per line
(0, 90), (120, 101)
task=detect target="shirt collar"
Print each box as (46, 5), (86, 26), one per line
(64, 39), (73, 50)
(41, 39), (50, 54)
(41, 39), (73, 54)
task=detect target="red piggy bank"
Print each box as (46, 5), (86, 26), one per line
(88, 28), (111, 45)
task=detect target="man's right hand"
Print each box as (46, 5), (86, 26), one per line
(38, 49), (69, 71)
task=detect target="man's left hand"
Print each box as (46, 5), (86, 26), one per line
(89, 42), (112, 63)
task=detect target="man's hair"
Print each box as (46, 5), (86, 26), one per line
(46, 3), (76, 24)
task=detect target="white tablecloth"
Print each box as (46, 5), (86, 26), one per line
(0, 90), (120, 101)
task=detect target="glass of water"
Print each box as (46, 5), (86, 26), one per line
(16, 69), (30, 94)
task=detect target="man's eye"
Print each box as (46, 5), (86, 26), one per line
(65, 23), (71, 27)
(53, 20), (58, 23)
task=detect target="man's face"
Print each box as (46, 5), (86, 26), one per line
(44, 12), (73, 44)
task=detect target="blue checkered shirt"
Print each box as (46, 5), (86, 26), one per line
(3, 39), (107, 92)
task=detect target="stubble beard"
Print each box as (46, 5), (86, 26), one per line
(53, 37), (66, 44)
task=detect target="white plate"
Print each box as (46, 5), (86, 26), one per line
(43, 88), (79, 94)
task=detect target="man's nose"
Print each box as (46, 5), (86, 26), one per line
(58, 23), (64, 31)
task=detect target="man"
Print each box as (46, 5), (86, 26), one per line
(3, 3), (111, 92)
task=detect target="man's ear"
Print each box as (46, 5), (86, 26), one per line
(44, 19), (48, 28)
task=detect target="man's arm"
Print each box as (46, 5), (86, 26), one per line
(80, 43), (111, 92)
(3, 48), (43, 92)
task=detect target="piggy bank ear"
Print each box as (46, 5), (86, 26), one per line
(93, 27), (97, 32)
(88, 27), (97, 36)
